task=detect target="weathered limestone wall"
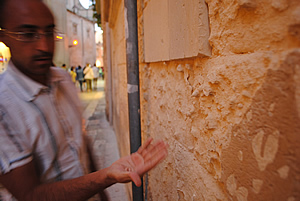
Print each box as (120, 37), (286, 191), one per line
(105, 1), (131, 160)
(138, 0), (300, 200)
(102, 1), (132, 198)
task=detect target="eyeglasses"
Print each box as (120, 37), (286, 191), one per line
(0, 29), (63, 42)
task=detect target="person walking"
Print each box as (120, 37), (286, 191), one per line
(83, 64), (94, 92)
(69, 66), (76, 84)
(61, 63), (67, 71)
(92, 64), (99, 90)
(99, 67), (104, 80)
(76, 65), (85, 92)
(0, 0), (168, 200)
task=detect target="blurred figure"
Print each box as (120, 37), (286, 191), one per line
(101, 67), (104, 80)
(83, 63), (94, 92)
(76, 65), (84, 92)
(69, 66), (76, 84)
(99, 66), (104, 80)
(61, 63), (67, 71)
(92, 64), (99, 90)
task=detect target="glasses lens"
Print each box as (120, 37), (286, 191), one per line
(6, 30), (63, 42)
(21, 32), (38, 42)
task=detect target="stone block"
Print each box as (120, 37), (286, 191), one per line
(144, 0), (211, 62)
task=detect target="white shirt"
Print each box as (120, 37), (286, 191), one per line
(92, 66), (99, 78)
(83, 66), (94, 80)
(0, 61), (90, 200)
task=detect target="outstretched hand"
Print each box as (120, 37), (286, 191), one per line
(106, 138), (168, 187)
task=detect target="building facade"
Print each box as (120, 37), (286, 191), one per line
(66, 10), (96, 68)
(101, 0), (300, 200)
(45, 0), (97, 68)
(0, 0), (98, 71)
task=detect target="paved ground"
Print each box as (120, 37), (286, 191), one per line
(78, 80), (129, 201)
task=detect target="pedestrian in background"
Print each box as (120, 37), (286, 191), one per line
(92, 64), (99, 90)
(100, 67), (104, 80)
(83, 64), (94, 92)
(99, 67), (103, 80)
(61, 63), (67, 71)
(76, 65), (85, 92)
(69, 66), (76, 84)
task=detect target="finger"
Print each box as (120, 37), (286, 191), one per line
(140, 143), (154, 158)
(140, 147), (168, 175)
(143, 141), (168, 162)
(147, 146), (168, 165)
(129, 172), (142, 187)
(137, 138), (153, 154)
(140, 140), (165, 158)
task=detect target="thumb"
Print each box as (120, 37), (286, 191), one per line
(129, 172), (142, 187)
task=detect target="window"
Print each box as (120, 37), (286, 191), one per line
(73, 23), (78, 35)
(87, 29), (90, 38)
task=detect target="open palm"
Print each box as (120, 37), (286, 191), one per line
(107, 138), (168, 187)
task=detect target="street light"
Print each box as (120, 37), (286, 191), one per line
(73, 40), (78, 46)
(69, 39), (78, 48)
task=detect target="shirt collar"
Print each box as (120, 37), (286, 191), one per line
(6, 61), (65, 101)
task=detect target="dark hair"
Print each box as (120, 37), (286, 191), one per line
(0, 0), (49, 28)
(0, 0), (7, 28)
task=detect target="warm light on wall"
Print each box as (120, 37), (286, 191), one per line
(73, 40), (78, 46)
(96, 60), (101, 67)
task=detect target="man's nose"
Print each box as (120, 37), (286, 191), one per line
(35, 34), (54, 51)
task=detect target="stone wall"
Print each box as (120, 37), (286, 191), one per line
(101, 0), (132, 199)
(108, 1), (130, 161)
(138, 0), (300, 200)
(101, 0), (300, 200)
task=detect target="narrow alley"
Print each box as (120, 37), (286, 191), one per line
(78, 80), (129, 201)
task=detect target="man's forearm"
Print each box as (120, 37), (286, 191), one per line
(25, 168), (115, 201)
(1, 138), (168, 201)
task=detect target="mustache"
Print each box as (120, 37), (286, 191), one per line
(32, 52), (53, 60)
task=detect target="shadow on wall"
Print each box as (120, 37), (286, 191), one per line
(222, 50), (300, 201)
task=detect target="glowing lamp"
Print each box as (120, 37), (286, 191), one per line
(73, 40), (78, 46)
(96, 60), (101, 67)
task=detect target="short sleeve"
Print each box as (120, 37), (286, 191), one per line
(0, 109), (33, 175)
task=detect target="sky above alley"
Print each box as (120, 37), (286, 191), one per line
(79, 0), (92, 9)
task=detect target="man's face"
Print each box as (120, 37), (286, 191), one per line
(1, 0), (55, 79)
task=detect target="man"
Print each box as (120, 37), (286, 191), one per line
(83, 64), (93, 92)
(0, 0), (168, 200)
(61, 63), (67, 71)
(92, 64), (99, 90)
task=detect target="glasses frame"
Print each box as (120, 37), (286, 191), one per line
(0, 28), (63, 42)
